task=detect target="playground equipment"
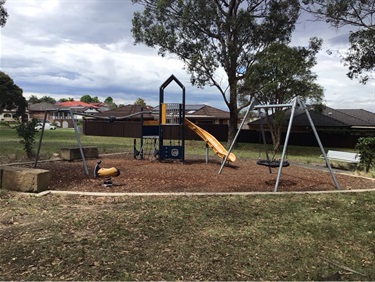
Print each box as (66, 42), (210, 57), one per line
(34, 75), (235, 173)
(256, 110), (289, 173)
(132, 74), (235, 163)
(33, 109), (152, 176)
(134, 135), (159, 160)
(158, 75), (186, 162)
(94, 160), (120, 187)
(218, 97), (341, 192)
(185, 118), (236, 163)
(133, 109), (159, 160)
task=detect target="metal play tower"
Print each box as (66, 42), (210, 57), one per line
(159, 75), (186, 162)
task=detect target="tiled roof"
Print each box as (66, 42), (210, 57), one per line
(28, 102), (57, 111)
(151, 104), (229, 119)
(55, 101), (99, 108)
(250, 106), (375, 128)
(152, 104), (206, 112)
(334, 109), (375, 125)
(94, 104), (154, 119)
(187, 105), (229, 119)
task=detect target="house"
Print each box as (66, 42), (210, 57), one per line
(249, 106), (375, 132)
(28, 102), (56, 121)
(28, 101), (101, 128)
(248, 106), (375, 148)
(92, 104), (154, 121)
(0, 108), (30, 123)
(185, 104), (230, 124)
(82, 104), (231, 141)
(151, 104), (230, 124)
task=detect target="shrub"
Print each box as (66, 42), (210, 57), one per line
(15, 119), (39, 159)
(0, 121), (10, 127)
(355, 137), (375, 173)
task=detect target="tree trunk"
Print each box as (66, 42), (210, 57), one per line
(227, 81), (239, 148)
(266, 113), (282, 156)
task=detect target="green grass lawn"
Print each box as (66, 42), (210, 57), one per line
(1, 125), (374, 280)
(0, 126), (341, 165)
(0, 192), (374, 281)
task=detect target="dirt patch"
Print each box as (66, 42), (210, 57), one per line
(33, 153), (375, 193)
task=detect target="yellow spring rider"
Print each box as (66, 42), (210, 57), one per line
(94, 160), (120, 187)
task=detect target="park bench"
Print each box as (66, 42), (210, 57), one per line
(320, 150), (361, 164)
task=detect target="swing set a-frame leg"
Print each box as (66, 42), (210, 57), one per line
(218, 99), (257, 174)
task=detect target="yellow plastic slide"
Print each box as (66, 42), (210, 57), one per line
(185, 118), (236, 162)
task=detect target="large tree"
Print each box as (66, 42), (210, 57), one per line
(132, 0), (300, 144)
(0, 0), (8, 27)
(80, 94), (100, 103)
(240, 38), (324, 152)
(302, 0), (375, 84)
(0, 71), (27, 116)
(28, 95), (56, 104)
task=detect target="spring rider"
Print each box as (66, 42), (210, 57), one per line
(94, 160), (120, 187)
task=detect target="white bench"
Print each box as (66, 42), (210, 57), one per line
(321, 150), (361, 164)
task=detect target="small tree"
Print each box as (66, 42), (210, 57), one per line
(104, 96), (117, 109)
(239, 39), (324, 152)
(355, 137), (375, 173)
(16, 119), (39, 159)
(134, 97), (146, 107)
(59, 98), (74, 102)
(28, 95), (40, 104)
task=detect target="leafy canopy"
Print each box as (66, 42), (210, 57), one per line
(80, 95), (100, 103)
(132, 0), (300, 142)
(240, 38), (324, 151)
(134, 97), (146, 107)
(132, 0), (299, 91)
(0, 71), (27, 116)
(28, 95), (57, 104)
(355, 137), (375, 173)
(241, 37), (324, 106)
(302, 0), (375, 84)
(0, 0), (8, 27)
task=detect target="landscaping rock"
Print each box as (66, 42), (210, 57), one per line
(0, 166), (51, 192)
(60, 146), (99, 161)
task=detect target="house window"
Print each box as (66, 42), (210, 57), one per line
(4, 114), (11, 118)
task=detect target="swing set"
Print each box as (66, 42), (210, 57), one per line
(219, 97), (340, 192)
(256, 110), (290, 171)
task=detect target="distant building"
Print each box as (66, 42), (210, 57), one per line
(248, 106), (375, 132)
(28, 101), (103, 128)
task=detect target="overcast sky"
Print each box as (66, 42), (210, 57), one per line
(1, 0), (375, 112)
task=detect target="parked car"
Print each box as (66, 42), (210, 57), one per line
(35, 122), (56, 131)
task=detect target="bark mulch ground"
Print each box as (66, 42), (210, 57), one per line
(34, 153), (375, 193)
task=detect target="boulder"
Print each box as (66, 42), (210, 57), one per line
(0, 166), (51, 193)
(60, 146), (99, 161)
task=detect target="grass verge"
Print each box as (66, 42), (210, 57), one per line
(0, 192), (374, 281)
(0, 126), (347, 164)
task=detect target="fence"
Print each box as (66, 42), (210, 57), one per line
(83, 120), (374, 149)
